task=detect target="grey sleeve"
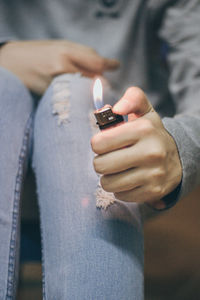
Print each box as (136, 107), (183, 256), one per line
(0, 40), (10, 47)
(158, 0), (200, 199)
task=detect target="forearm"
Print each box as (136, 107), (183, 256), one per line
(0, 40), (119, 95)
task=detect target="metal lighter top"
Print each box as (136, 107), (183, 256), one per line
(94, 106), (124, 130)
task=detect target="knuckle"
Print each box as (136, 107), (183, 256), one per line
(100, 176), (110, 192)
(148, 144), (166, 162)
(93, 157), (105, 174)
(51, 55), (66, 75)
(157, 149), (167, 160)
(90, 135), (101, 154)
(135, 122), (167, 164)
(152, 185), (163, 198)
(151, 167), (166, 184)
(90, 136), (96, 152)
(127, 86), (145, 100)
(95, 58), (106, 71)
(126, 87), (135, 94)
(93, 157), (100, 173)
(138, 119), (154, 135)
(155, 166), (166, 179)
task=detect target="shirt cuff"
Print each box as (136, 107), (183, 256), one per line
(162, 116), (200, 201)
(0, 38), (15, 47)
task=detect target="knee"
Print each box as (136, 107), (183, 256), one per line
(0, 66), (33, 113)
(0, 66), (25, 90)
(36, 73), (93, 126)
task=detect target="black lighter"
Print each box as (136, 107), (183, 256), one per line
(93, 78), (124, 130)
(94, 105), (124, 130)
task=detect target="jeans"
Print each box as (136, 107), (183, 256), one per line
(0, 67), (144, 300)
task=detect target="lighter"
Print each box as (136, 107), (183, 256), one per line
(93, 78), (124, 130)
(94, 105), (124, 130)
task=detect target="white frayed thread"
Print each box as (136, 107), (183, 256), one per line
(52, 79), (71, 125)
(95, 184), (116, 210)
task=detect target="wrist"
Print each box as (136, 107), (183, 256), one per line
(148, 182), (182, 211)
(0, 42), (10, 66)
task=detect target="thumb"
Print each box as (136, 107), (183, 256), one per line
(113, 87), (153, 117)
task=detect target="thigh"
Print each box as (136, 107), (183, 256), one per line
(0, 67), (34, 300)
(33, 74), (144, 300)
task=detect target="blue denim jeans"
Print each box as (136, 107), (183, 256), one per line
(0, 67), (144, 300)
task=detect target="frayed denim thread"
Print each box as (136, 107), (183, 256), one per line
(6, 114), (33, 300)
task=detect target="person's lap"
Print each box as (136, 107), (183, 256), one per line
(0, 69), (144, 299)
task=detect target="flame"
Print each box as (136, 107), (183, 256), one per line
(93, 78), (104, 110)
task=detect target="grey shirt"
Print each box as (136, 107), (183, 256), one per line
(0, 0), (200, 204)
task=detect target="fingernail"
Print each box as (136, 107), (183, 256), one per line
(112, 59), (120, 66)
(107, 59), (120, 69)
(113, 98), (130, 113)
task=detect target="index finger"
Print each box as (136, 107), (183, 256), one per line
(91, 119), (143, 155)
(71, 51), (120, 73)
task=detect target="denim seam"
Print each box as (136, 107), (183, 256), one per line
(5, 114), (33, 300)
(32, 130), (46, 299)
(39, 214), (46, 300)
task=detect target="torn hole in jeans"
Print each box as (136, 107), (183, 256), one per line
(52, 78), (71, 125)
(95, 182), (116, 210)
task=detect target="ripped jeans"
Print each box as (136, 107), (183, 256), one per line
(0, 67), (144, 300)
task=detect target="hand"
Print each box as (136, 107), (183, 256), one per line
(91, 87), (182, 209)
(0, 40), (119, 95)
